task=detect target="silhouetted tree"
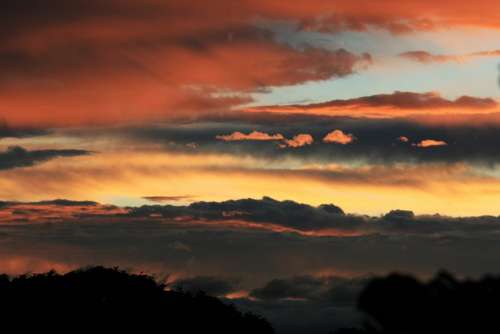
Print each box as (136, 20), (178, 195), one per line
(0, 266), (274, 333)
(335, 270), (500, 333)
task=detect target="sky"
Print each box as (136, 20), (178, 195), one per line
(1, 1), (500, 332)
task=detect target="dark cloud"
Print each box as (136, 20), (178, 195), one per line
(170, 276), (239, 296)
(33, 199), (99, 207)
(94, 114), (500, 165)
(1, 196), (498, 239)
(126, 197), (500, 238)
(128, 196), (352, 233)
(383, 210), (415, 222)
(250, 276), (367, 303)
(251, 276), (327, 301)
(0, 121), (49, 139)
(232, 297), (361, 334)
(238, 275), (369, 334)
(0, 146), (91, 170)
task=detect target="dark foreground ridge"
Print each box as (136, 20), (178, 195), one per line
(0, 266), (274, 333)
(336, 271), (500, 334)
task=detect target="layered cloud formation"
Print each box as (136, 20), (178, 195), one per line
(1, 0), (499, 126)
(1, 197), (500, 332)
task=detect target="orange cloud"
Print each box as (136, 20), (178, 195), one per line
(216, 131), (284, 141)
(414, 139), (448, 148)
(5, 0), (500, 127)
(323, 130), (355, 145)
(281, 134), (314, 148)
(400, 49), (500, 63)
(0, 5), (372, 128)
(246, 91), (499, 119)
(398, 136), (410, 143)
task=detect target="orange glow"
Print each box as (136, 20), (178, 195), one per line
(415, 139), (448, 148)
(0, 151), (498, 216)
(245, 102), (500, 120)
(216, 131), (284, 142)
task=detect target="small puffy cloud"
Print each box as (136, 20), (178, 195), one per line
(398, 136), (410, 143)
(414, 139), (448, 148)
(323, 130), (355, 145)
(216, 131), (284, 142)
(281, 134), (314, 148)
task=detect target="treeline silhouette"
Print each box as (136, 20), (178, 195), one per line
(335, 271), (500, 334)
(0, 266), (274, 333)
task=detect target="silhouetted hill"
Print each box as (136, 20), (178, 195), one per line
(0, 266), (274, 333)
(335, 271), (500, 333)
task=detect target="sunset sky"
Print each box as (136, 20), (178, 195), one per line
(1, 1), (500, 332)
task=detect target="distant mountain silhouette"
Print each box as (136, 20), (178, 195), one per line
(335, 271), (500, 333)
(0, 266), (274, 333)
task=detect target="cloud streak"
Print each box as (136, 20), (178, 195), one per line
(246, 91), (498, 119)
(400, 49), (500, 63)
(0, 146), (91, 171)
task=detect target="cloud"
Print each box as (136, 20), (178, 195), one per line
(34, 199), (99, 207)
(414, 139), (448, 148)
(323, 130), (355, 145)
(246, 91), (498, 119)
(0, 146), (91, 171)
(383, 209), (415, 222)
(109, 116), (500, 165)
(143, 196), (196, 203)
(216, 131), (322, 149)
(4, 196), (500, 275)
(170, 276), (239, 296)
(400, 49), (500, 63)
(0, 121), (49, 139)
(216, 131), (285, 142)
(0, 200), (124, 224)
(249, 275), (368, 304)
(3, 0), (500, 127)
(124, 196), (500, 238)
(399, 51), (464, 63)
(281, 134), (314, 148)
(0, 0), (378, 127)
(397, 136), (409, 143)
(2, 196), (500, 334)
(127, 196), (353, 234)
